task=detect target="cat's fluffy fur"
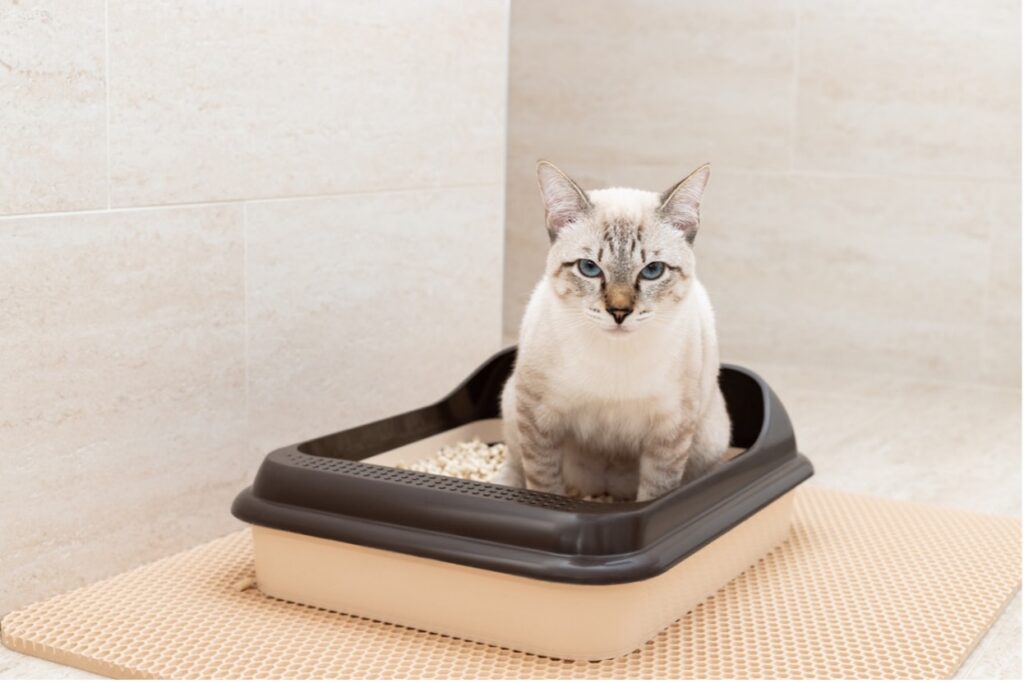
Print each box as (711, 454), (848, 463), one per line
(493, 162), (730, 501)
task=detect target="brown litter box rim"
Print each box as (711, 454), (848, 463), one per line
(232, 347), (814, 584)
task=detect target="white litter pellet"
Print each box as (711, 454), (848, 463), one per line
(396, 438), (506, 481)
(397, 439), (619, 502)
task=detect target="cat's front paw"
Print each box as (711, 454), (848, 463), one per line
(635, 483), (666, 502)
(526, 479), (567, 497)
(490, 461), (524, 488)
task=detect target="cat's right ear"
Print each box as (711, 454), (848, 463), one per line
(537, 160), (590, 241)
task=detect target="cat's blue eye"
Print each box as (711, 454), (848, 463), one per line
(577, 259), (603, 278)
(640, 261), (666, 280)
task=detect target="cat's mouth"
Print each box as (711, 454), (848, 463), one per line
(584, 307), (653, 333)
(606, 313), (655, 334)
(585, 309), (647, 333)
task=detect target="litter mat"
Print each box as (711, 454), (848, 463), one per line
(1, 489), (1018, 678)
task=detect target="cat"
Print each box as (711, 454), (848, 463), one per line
(492, 161), (730, 502)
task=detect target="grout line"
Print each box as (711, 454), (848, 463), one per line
(0, 181), (499, 221)
(502, 150), (1021, 185)
(788, 1), (801, 174)
(509, 150), (1024, 185)
(497, 0), (512, 348)
(104, 0), (111, 210)
(776, 169), (1019, 183)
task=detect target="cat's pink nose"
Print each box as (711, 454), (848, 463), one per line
(608, 307), (633, 325)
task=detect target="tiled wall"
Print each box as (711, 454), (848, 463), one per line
(504, 0), (1021, 387)
(1, 0), (1018, 618)
(0, 0), (508, 614)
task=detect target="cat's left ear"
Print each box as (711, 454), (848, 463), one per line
(659, 164), (711, 243)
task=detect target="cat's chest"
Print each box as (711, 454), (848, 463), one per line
(561, 397), (664, 450)
(549, 369), (676, 407)
(546, 354), (681, 446)
(549, 341), (681, 402)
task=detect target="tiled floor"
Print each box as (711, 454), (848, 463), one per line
(1, 362), (1019, 679)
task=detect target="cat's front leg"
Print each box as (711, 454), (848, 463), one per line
(514, 388), (566, 496)
(636, 421), (695, 502)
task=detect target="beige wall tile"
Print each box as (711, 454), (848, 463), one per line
(245, 185), (504, 460)
(508, 0), (796, 173)
(982, 182), (1022, 387)
(503, 159), (548, 341)
(503, 0), (796, 339)
(796, 0), (1021, 178)
(0, 205), (247, 613)
(0, 1), (106, 215)
(107, 0), (508, 206)
(705, 172), (995, 381)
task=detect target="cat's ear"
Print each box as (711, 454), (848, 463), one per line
(537, 160), (591, 241)
(659, 164), (711, 243)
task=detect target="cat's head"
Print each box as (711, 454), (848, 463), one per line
(536, 161), (711, 335)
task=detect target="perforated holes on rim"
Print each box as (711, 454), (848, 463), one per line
(284, 452), (582, 511)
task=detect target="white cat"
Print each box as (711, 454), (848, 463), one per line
(494, 161), (730, 501)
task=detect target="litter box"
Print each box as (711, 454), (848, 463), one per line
(231, 347), (813, 661)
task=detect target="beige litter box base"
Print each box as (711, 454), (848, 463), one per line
(252, 492), (795, 661)
(2, 488), (1020, 679)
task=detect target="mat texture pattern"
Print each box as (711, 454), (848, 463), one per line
(2, 488), (1020, 679)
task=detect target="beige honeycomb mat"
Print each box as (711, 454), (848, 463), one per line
(2, 487), (1020, 679)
